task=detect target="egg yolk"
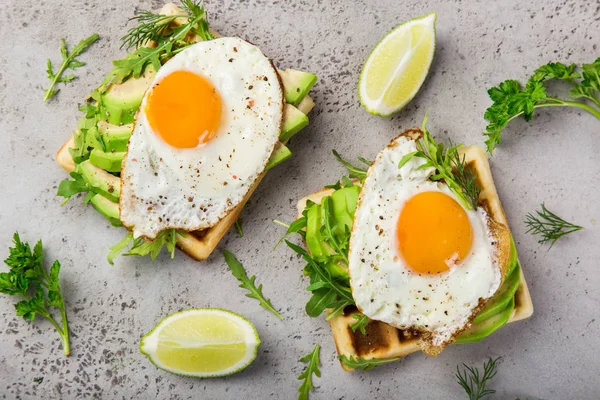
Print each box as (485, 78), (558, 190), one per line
(396, 191), (473, 274)
(145, 70), (222, 148)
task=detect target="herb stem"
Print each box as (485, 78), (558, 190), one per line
(544, 97), (600, 119)
(43, 62), (69, 102)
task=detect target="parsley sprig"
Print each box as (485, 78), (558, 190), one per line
(224, 250), (283, 320)
(525, 203), (583, 247)
(0, 234), (71, 355)
(43, 34), (99, 102)
(338, 355), (401, 371)
(484, 59), (600, 154)
(456, 357), (500, 400)
(297, 345), (321, 400)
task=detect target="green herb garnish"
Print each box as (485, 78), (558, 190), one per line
(525, 203), (583, 247)
(350, 314), (369, 335)
(332, 150), (370, 180)
(0, 233), (71, 355)
(456, 357), (499, 400)
(43, 33), (99, 102)
(399, 114), (480, 210)
(234, 218), (244, 237)
(338, 355), (401, 371)
(223, 250), (283, 320)
(107, 229), (182, 265)
(484, 59), (600, 154)
(297, 344), (321, 400)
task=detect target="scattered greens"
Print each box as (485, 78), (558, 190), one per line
(332, 150), (370, 180)
(43, 33), (99, 102)
(234, 218), (244, 238)
(107, 230), (182, 265)
(0, 233), (71, 355)
(399, 115), (480, 210)
(338, 355), (401, 371)
(456, 357), (499, 400)
(297, 344), (321, 400)
(350, 313), (369, 335)
(484, 59), (600, 154)
(525, 203), (583, 247)
(223, 250), (283, 320)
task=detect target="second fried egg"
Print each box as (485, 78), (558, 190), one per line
(348, 133), (502, 352)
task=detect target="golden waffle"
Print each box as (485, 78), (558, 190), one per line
(296, 144), (533, 371)
(55, 3), (315, 261)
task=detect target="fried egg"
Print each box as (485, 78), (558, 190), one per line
(348, 132), (503, 353)
(120, 37), (283, 239)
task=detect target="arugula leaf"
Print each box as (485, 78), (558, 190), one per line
(273, 217), (307, 249)
(338, 355), (401, 371)
(456, 357), (500, 400)
(43, 33), (99, 101)
(234, 218), (244, 237)
(57, 172), (90, 203)
(1, 233), (71, 355)
(350, 313), (369, 335)
(223, 250), (283, 320)
(484, 59), (600, 154)
(107, 229), (182, 265)
(332, 150), (369, 180)
(525, 203), (583, 247)
(297, 344), (321, 400)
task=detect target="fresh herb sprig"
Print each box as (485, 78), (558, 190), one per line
(332, 150), (370, 180)
(285, 241), (354, 320)
(456, 357), (499, 400)
(43, 34), (99, 102)
(234, 218), (244, 237)
(338, 355), (401, 371)
(399, 115), (480, 210)
(106, 0), (212, 86)
(525, 203), (583, 247)
(107, 229), (182, 265)
(484, 59), (600, 154)
(297, 345), (321, 400)
(223, 250), (283, 320)
(350, 314), (369, 335)
(0, 234), (71, 355)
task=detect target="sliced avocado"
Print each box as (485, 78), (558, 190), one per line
(456, 298), (515, 344)
(98, 120), (133, 152)
(265, 142), (292, 171)
(89, 149), (125, 173)
(473, 264), (521, 324)
(77, 160), (121, 202)
(90, 194), (122, 227)
(507, 234), (519, 277)
(297, 95), (315, 115)
(305, 201), (347, 278)
(100, 66), (156, 125)
(278, 69), (318, 106)
(330, 186), (360, 236)
(280, 104), (309, 142)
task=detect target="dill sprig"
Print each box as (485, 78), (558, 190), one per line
(455, 357), (499, 400)
(525, 203), (583, 247)
(121, 0), (211, 50)
(450, 151), (480, 210)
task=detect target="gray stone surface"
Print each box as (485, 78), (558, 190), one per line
(1, 0), (599, 398)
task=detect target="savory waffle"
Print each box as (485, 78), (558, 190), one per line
(296, 144), (533, 371)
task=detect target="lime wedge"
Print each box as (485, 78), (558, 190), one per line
(140, 308), (260, 378)
(358, 12), (437, 116)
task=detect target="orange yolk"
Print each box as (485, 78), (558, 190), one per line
(145, 70), (222, 148)
(396, 191), (473, 274)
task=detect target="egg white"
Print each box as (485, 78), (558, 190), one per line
(120, 37), (283, 239)
(348, 135), (502, 347)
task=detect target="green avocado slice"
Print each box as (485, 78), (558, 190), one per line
(89, 149), (125, 173)
(278, 69), (318, 106)
(506, 234), (519, 277)
(456, 298), (515, 344)
(77, 160), (120, 202)
(100, 66), (156, 125)
(90, 194), (122, 227)
(265, 142), (292, 171)
(280, 104), (309, 142)
(473, 263), (521, 324)
(98, 121), (133, 152)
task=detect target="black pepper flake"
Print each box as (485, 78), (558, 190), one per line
(249, 85), (253, 89)
(229, 58), (234, 62)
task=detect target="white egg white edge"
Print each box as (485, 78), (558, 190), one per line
(347, 131), (504, 351)
(119, 37), (284, 240)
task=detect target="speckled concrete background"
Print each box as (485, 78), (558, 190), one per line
(1, 0), (599, 399)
